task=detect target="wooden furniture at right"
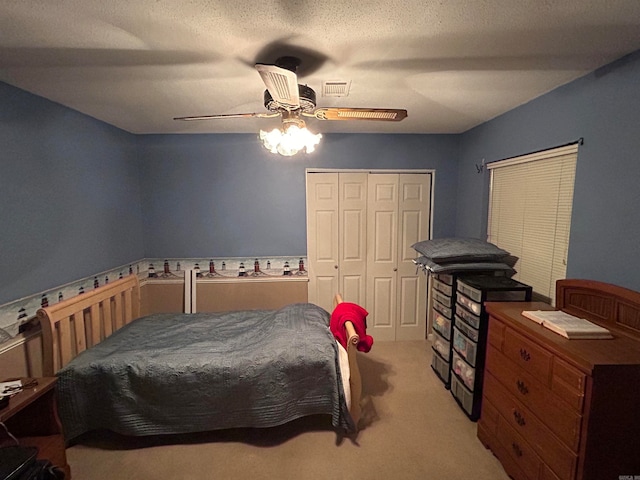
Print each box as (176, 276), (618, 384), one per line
(478, 279), (640, 480)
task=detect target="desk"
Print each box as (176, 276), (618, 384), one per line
(0, 378), (70, 479)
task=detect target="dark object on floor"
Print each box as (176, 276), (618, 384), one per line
(0, 446), (65, 480)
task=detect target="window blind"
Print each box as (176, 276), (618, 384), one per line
(487, 144), (578, 305)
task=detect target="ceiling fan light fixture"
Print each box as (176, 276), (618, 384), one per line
(259, 118), (322, 157)
(259, 125), (322, 156)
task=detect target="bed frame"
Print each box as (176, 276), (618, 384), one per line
(37, 275), (363, 428)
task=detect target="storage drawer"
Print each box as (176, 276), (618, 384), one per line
(487, 316), (505, 349)
(495, 415), (542, 480)
(433, 299), (452, 319)
(450, 374), (474, 417)
(453, 326), (478, 367)
(484, 372), (578, 480)
(431, 349), (451, 385)
(502, 327), (552, 382)
(479, 397), (500, 434)
(433, 289), (453, 308)
(454, 315), (479, 342)
(435, 273), (454, 286)
(433, 278), (453, 296)
(458, 277), (532, 302)
(433, 310), (452, 340)
(485, 346), (582, 451)
(540, 464), (563, 480)
(457, 293), (481, 315)
(432, 329), (451, 359)
(452, 350), (475, 391)
(457, 279), (484, 302)
(456, 305), (481, 329)
(551, 357), (586, 412)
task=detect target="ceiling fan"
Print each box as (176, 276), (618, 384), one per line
(174, 57), (407, 122)
(174, 56), (407, 156)
(174, 56), (408, 124)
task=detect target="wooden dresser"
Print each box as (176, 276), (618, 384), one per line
(478, 279), (640, 480)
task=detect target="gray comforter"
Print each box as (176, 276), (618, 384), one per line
(56, 303), (354, 441)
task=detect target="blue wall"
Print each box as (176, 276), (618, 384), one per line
(137, 133), (459, 258)
(457, 51), (640, 291)
(0, 82), (144, 305)
(2, 48), (639, 304)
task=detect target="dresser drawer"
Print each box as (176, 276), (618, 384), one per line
(551, 357), (586, 412)
(502, 328), (553, 381)
(486, 346), (582, 451)
(540, 464), (562, 480)
(495, 416), (541, 480)
(479, 397), (500, 434)
(491, 318), (585, 413)
(484, 372), (578, 480)
(488, 316), (505, 349)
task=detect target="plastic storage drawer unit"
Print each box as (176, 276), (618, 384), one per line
(451, 350), (475, 391)
(453, 326), (478, 367)
(432, 310), (452, 340)
(431, 350), (450, 385)
(432, 330), (450, 358)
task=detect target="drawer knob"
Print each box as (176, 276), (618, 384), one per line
(516, 379), (529, 395)
(511, 442), (523, 457)
(513, 409), (526, 426)
(519, 348), (531, 362)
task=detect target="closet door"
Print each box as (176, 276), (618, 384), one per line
(307, 172), (339, 312)
(338, 173), (368, 306)
(395, 174), (430, 340)
(367, 173), (430, 341)
(307, 172), (367, 313)
(366, 174), (399, 341)
(308, 171), (431, 340)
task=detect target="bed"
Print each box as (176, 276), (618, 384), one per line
(37, 275), (362, 442)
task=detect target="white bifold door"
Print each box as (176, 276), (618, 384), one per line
(306, 171), (432, 341)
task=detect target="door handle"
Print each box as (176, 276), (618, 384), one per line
(393, 268), (398, 272)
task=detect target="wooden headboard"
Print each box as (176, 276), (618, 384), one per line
(556, 278), (640, 341)
(37, 275), (140, 376)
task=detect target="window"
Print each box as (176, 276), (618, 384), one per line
(487, 143), (578, 305)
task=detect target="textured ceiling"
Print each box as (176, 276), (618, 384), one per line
(1, 1), (640, 135)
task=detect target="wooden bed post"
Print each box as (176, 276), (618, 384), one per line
(334, 293), (362, 430)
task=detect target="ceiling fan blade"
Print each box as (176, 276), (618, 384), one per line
(174, 112), (279, 121)
(307, 108), (408, 121)
(255, 64), (300, 109)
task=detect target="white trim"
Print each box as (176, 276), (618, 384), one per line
(487, 144), (579, 170)
(306, 168), (434, 174)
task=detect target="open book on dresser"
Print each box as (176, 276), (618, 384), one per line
(521, 309), (613, 339)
